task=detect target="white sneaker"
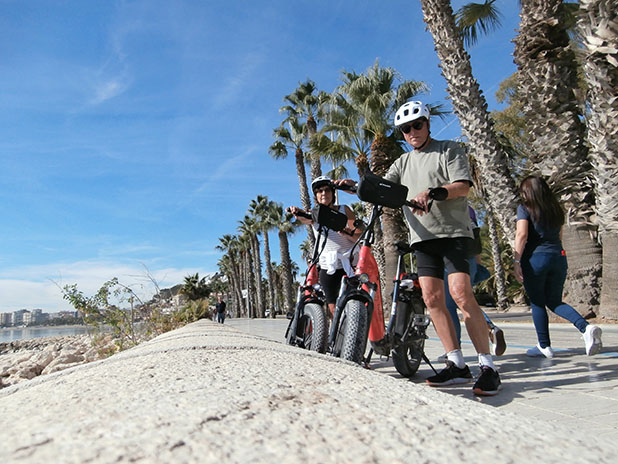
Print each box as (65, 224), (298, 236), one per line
(527, 344), (555, 358)
(583, 325), (602, 355)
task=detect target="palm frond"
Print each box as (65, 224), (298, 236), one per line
(455, 0), (503, 48)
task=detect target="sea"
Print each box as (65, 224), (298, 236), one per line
(0, 326), (92, 343)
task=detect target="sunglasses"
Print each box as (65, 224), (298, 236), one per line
(314, 186), (332, 194)
(400, 120), (425, 134)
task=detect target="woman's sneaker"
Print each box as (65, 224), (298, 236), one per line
(583, 325), (602, 355)
(473, 366), (502, 396)
(526, 344), (555, 358)
(489, 326), (507, 356)
(426, 360), (472, 386)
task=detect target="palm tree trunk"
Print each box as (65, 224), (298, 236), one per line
(486, 205), (508, 310)
(295, 147), (315, 250)
(419, 0), (519, 246)
(278, 230), (296, 314)
(252, 235), (265, 318)
(262, 230), (277, 318)
(514, 0), (602, 317)
(307, 116), (323, 181)
(561, 225), (602, 319)
(577, 0), (618, 319)
(370, 134), (408, 320)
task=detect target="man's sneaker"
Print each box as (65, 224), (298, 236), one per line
(583, 324), (602, 355)
(489, 326), (507, 356)
(526, 344), (555, 358)
(473, 366), (502, 396)
(426, 360), (472, 386)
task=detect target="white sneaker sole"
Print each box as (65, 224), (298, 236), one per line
(585, 326), (603, 355)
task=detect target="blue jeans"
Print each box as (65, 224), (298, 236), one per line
(216, 312), (226, 324)
(445, 258), (492, 345)
(522, 252), (587, 348)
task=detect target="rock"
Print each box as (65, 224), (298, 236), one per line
(0, 334), (109, 388)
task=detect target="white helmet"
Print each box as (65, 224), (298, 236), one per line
(394, 101), (430, 127)
(311, 175), (334, 193)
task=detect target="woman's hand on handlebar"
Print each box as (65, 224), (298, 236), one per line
(287, 206), (312, 224)
(333, 178), (357, 193)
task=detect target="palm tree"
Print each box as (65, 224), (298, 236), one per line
(281, 79), (324, 181)
(271, 204), (297, 315)
(455, 0), (503, 47)
(577, 0), (618, 319)
(216, 235), (245, 317)
(236, 232), (255, 318)
(180, 273), (211, 301)
(513, 0), (602, 318)
(418, 0), (519, 248)
(269, 116), (315, 250)
(238, 215), (265, 318)
(249, 195), (279, 318)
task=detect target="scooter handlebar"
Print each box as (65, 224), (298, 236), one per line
(287, 207), (312, 220)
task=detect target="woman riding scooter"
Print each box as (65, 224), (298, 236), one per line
(289, 176), (362, 318)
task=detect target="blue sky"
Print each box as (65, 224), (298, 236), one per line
(0, 0), (521, 312)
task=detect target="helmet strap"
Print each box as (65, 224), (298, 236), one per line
(415, 135), (431, 151)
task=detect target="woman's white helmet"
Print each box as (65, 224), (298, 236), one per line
(394, 101), (430, 127)
(311, 175), (334, 193)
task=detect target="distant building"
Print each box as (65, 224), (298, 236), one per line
(12, 309), (29, 326)
(22, 310), (33, 326)
(0, 312), (11, 327)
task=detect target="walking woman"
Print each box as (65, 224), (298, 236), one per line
(514, 174), (602, 358)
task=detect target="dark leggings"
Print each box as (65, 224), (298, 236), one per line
(319, 268), (346, 304)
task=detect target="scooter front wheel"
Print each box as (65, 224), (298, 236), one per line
(299, 303), (328, 353)
(334, 299), (367, 364)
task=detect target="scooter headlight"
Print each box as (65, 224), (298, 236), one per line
(358, 273), (370, 284)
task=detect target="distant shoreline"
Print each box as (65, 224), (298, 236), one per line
(0, 324), (88, 331)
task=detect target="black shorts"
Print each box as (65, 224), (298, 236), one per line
(413, 238), (473, 279)
(319, 268), (346, 304)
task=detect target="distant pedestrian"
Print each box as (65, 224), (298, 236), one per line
(215, 296), (226, 324)
(514, 174), (602, 358)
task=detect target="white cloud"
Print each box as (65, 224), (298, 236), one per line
(90, 77), (131, 105)
(213, 51), (264, 108)
(0, 260), (214, 313)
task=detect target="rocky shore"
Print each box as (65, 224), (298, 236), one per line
(0, 334), (117, 388)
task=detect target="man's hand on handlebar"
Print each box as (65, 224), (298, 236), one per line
(410, 190), (432, 216)
(333, 178), (357, 193)
(408, 187), (449, 215)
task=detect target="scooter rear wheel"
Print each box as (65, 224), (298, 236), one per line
(391, 296), (426, 377)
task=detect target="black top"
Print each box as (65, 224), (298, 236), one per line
(517, 204), (563, 259)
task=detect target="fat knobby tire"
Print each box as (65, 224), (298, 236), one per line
(391, 296), (426, 377)
(301, 303), (328, 353)
(339, 299), (367, 363)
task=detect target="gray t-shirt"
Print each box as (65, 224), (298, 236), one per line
(384, 139), (474, 244)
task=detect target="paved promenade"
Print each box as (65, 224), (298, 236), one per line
(229, 312), (618, 440)
(1, 318), (617, 463)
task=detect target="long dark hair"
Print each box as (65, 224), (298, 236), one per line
(519, 175), (565, 229)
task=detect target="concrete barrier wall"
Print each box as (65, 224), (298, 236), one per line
(0, 320), (614, 463)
